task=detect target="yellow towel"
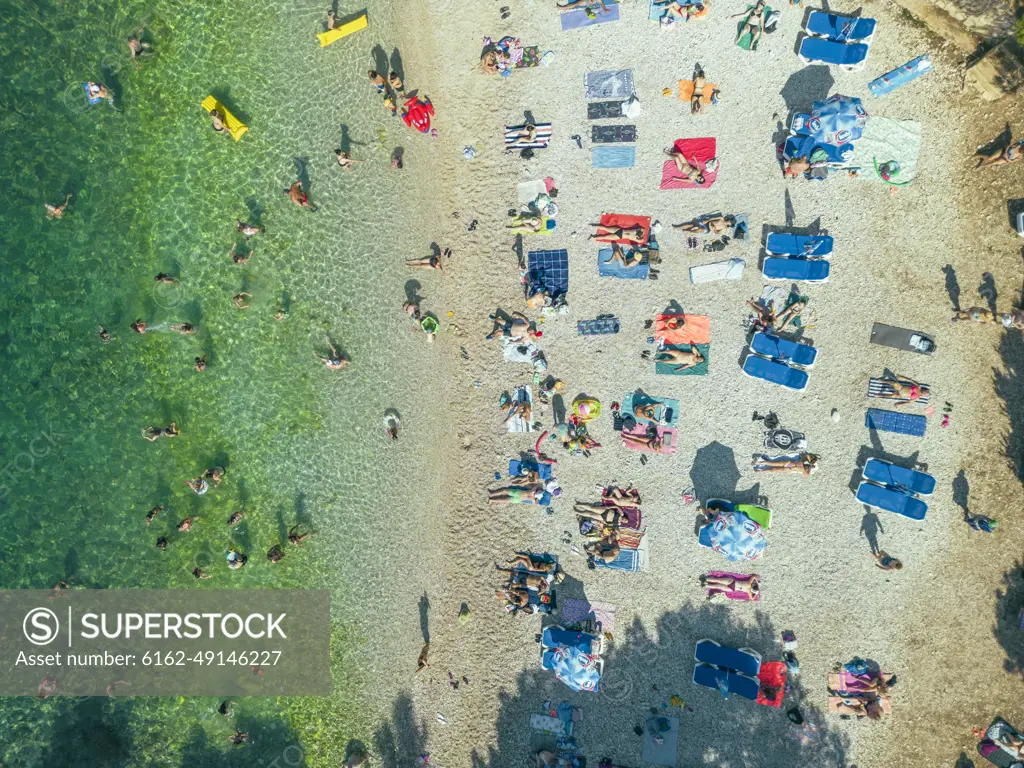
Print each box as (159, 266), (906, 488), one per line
(201, 95), (247, 142)
(678, 80), (717, 104)
(317, 14), (368, 47)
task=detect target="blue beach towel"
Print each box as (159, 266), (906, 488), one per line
(598, 248), (649, 279)
(594, 547), (639, 572)
(762, 257), (830, 282)
(856, 480), (928, 520)
(868, 54), (933, 98)
(578, 315), (620, 335)
(561, 3), (620, 31)
(528, 249), (569, 297)
(799, 36), (870, 68)
(509, 459), (553, 480)
(863, 458), (935, 496)
(864, 408), (927, 437)
(592, 145), (636, 168)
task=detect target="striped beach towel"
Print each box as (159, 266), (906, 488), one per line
(868, 377), (930, 405)
(504, 123), (553, 149)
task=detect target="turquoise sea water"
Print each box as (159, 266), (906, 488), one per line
(0, 0), (424, 763)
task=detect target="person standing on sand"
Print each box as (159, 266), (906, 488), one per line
(416, 642), (429, 673)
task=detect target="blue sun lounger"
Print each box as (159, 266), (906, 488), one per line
(692, 663), (760, 700)
(742, 354), (809, 392)
(863, 458), (935, 496)
(864, 408), (927, 437)
(856, 479), (928, 520)
(750, 332), (817, 368)
(799, 36), (870, 70)
(783, 135), (854, 164)
(765, 233), (833, 257)
(762, 257), (831, 282)
(509, 459), (553, 480)
(695, 639), (761, 676)
(805, 11), (876, 42)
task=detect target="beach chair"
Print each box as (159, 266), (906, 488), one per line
(764, 233), (834, 257)
(799, 36), (870, 71)
(762, 257), (830, 283)
(742, 354), (808, 392)
(750, 332), (818, 368)
(695, 639), (762, 676)
(805, 11), (876, 42)
(862, 458), (935, 496)
(692, 663), (761, 700)
(856, 480), (928, 520)
(870, 323), (936, 355)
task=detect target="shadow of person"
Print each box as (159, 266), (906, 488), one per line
(371, 44), (389, 82)
(860, 508), (884, 555)
(419, 592), (430, 643)
(979, 272), (999, 314)
(953, 469), (970, 519)
(293, 157), (311, 192)
(389, 47), (405, 83)
(404, 280), (422, 304)
(943, 264), (962, 311)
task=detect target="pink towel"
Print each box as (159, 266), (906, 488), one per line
(621, 424), (677, 454)
(706, 571), (761, 601)
(660, 138), (718, 189)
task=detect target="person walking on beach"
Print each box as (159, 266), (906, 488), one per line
(416, 642), (430, 673)
(389, 71), (405, 96)
(368, 70), (387, 94)
(45, 194), (72, 219)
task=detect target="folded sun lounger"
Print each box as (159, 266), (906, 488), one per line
(863, 457), (935, 496)
(661, 138), (717, 189)
(864, 408), (927, 437)
(799, 36), (870, 70)
(578, 314), (620, 335)
(692, 663), (761, 700)
(869, 54), (933, 98)
(561, 2), (620, 31)
(870, 323), (936, 355)
(742, 354), (809, 392)
(654, 344), (709, 376)
(695, 639), (762, 676)
(655, 314), (710, 345)
(805, 11), (876, 42)
(867, 377), (931, 406)
(505, 123), (553, 149)
(764, 234), (833, 257)
(690, 258), (744, 284)
(592, 124), (637, 143)
(750, 332), (817, 368)
(621, 424), (677, 454)
(620, 394), (680, 426)
(857, 480), (928, 519)
(762, 257), (830, 283)
(585, 69), (634, 99)
(598, 248), (649, 279)
(592, 145), (636, 168)
(587, 100), (626, 119)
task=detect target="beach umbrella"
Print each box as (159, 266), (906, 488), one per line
(707, 510), (767, 562)
(546, 638), (601, 692)
(807, 94), (868, 146)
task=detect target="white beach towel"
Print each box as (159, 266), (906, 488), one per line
(502, 337), (541, 364)
(585, 69), (634, 99)
(690, 258), (745, 284)
(848, 117), (921, 183)
(517, 180), (547, 205)
(506, 386), (534, 433)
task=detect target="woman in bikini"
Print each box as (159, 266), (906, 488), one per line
(405, 254), (445, 273)
(753, 453), (819, 476)
(210, 109), (229, 136)
(633, 402), (662, 421)
(506, 214), (544, 232)
(585, 534), (621, 564)
(506, 124), (538, 149)
(286, 182), (313, 209)
(574, 504), (624, 526)
(952, 307), (998, 324)
(702, 573), (759, 598)
(589, 224), (646, 244)
(776, 299), (807, 332)
(621, 429), (663, 452)
(675, 213), (733, 235)
(488, 472), (543, 504)
(691, 65), (707, 114)
(496, 586), (530, 608)
(653, 346), (704, 372)
(975, 139), (1024, 169)
(732, 0), (766, 47)
(664, 148), (706, 185)
(874, 376), (930, 406)
(504, 553), (559, 573)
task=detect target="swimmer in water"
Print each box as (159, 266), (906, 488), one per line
(154, 273), (176, 284)
(98, 326), (111, 342)
(131, 320), (147, 334)
(170, 323), (195, 334)
(230, 242), (249, 266)
(229, 731), (249, 746)
(210, 109), (229, 136)
(127, 26), (154, 67)
(156, 537), (168, 550)
(236, 219), (261, 238)
(141, 423), (177, 441)
(185, 476), (208, 495)
(192, 567), (211, 579)
(267, 545), (285, 563)
(177, 517), (194, 532)
(314, 340), (348, 370)
(204, 466), (225, 486)
(288, 524), (312, 545)
(194, 355), (207, 372)
(226, 548), (247, 569)
(145, 505), (162, 524)
(334, 150), (363, 169)
(272, 308), (290, 321)
(228, 511), (244, 526)
(232, 292), (252, 309)
(285, 182), (314, 209)
(385, 415), (401, 441)
(45, 194), (72, 219)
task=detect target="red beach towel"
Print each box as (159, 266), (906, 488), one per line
(599, 213), (651, 245)
(660, 138), (717, 189)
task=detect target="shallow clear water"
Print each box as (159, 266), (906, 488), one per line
(0, 0), (422, 762)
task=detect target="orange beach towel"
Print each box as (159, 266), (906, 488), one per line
(655, 314), (710, 345)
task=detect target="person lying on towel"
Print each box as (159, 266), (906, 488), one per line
(585, 533), (620, 565)
(873, 376), (930, 406)
(701, 573), (759, 598)
(753, 453), (819, 476)
(488, 471), (544, 504)
(588, 223), (646, 244)
(675, 213), (734, 235)
(574, 503), (627, 528)
(661, 2), (710, 27)
(506, 124), (539, 149)
(691, 64), (709, 113)
(664, 148), (706, 185)
(501, 571), (552, 593)
(649, 346), (704, 372)
(609, 243), (644, 268)
(506, 214), (545, 232)
(621, 429), (663, 452)
(556, 0), (611, 11)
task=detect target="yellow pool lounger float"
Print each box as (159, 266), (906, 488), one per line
(317, 14), (368, 47)
(201, 95), (247, 141)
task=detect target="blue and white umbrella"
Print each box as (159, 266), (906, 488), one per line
(807, 94), (868, 147)
(707, 510), (767, 562)
(547, 641), (601, 692)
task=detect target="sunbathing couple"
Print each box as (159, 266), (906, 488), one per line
(495, 553), (562, 609)
(752, 452), (819, 476)
(501, 391), (532, 425)
(576, 487), (639, 563)
(675, 212), (734, 236)
(488, 470), (544, 504)
(588, 223), (646, 245)
(485, 310), (540, 342)
(873, 375), (930, 406)
(747, 297), (807, 333)
(700, 572), (759, 599)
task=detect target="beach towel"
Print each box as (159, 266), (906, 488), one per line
(865, 408), (927, 437)
(592, 145), (636, 168)
(654, 344), (709, 376)
(505, 123), (553, 150)
(501, 337), (542, 365)
(587, 100), (626, 119)
(690, 258), (744, 284)
(592, 124), (637, 143)
(869, 322), (936, 355)
(530, 713), (571, 735)
(561, 2), (620, 31)
(678, 80), (718, 104)
(661, 138), (718, 189)
(621, 424), (677, 454)
(706, 571), (761, 601)
(509, 216), (556, 236)
(509, 459), (553, 481)
(598, 248), (649, 279)
(980, 718), (1023, 768)
(528, 249), (569, 297)
(869, 55), (933, 98)
(517, 179), (548, 205)
(736, 5), (772, 50)
(506, 386), (534, 433)
(616, 529), (644, 549)
(613, 505), (642, 530)
(849, 117), (921, 184)
(642, 716), (680, 767)
(598, 213), (651, 245)
(827, 696), (892, 716)
(621, 394), (680, 426)
(585, 69), (634, 99)
(516, 46), (541, 69)
(655, 314), (710, 345)
(757, 662), (786, 707)
(578, 315), (621, 335)
(561, 598), (617, 631)
(594, 547), (639, 571)
(868, 377), (931, 406)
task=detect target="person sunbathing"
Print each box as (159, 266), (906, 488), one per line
(488, 472), (543, 504)
(506, 124), (538, 148)
(753, 453), (818, 475)
(675, 213), (733, 235)
(585, 534), (620, 563)
(702, 573), (759, 598)
(496, 586), (530, 607)
(501, 570), (552, 592)
(654, 347), (704, 372)
(987, 723), (1024, 757)
(556, 0), (610, 10)
(502, 399), (532, 424)
(507, 214), (543, 232)
(691, 65), (707, 113)
(776, 299), (807, 332)
(664, 148), (706, 185)
(952, 307), (998, 324)
(633, 402), (663, 421)
(405, 254), (444, 273)
(873, 376), (930, 406)
(589, 224), (646, 244)
(621, 430), (663, 451)
(783, 155), (811, 178)
(732, 0), (766, 47)
(604, 486), (641, 505)
(609, 243), (644, 268)
(663, 1), (708, 25)
(834, 697), (884, 720)
(975, 139), (1024, 169)
(505, 553), (558, 573)
(486, 311), (536, 341)
(574, 504), (624, 526)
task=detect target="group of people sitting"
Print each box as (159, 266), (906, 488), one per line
(574, 487), (641, 567)
(827, 660), (894, 720)
(494, 553), (563, 615)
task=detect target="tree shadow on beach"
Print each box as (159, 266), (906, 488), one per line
(374, 693), (429, 768)
(463, 602), (848, 767)
(993, 560), (1024, 676)
(994, 329), (1024, 482)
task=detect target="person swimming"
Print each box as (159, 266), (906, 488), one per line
(98, 326), (111, 342)
(210, 109), (229, 135)
(194, 355), (207, 372)
(154, 273), (176, 284)
(127, 26), (154, 66)
(145, 505), (162, 524)
(170, 323), (195, 334)
(204, 467), (225, 486)
(192, 567), (211, 579)
(288, 524), (311, 545)
(226, 548), (247, 569)
(228, 511), (244, 526)
(185, 476), (208, 495)
(236, 220), (260, 238)
(267, 545), (285, 563)
(177, 517), (194, 532)
(286, 182), (313, 209)
(314, 340), (348, 369)
(334, 150), (363, 169)
(131, 320), (147, 334)
(230, 242), (249, 266)
(156, 537), (168, 550)
(233, 292), (252, 309)
(141, 423), (177, 441)
(45, 194), (72, 219)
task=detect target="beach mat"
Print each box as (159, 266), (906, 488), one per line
(517, 179), (548, 204)
(599, 248), (649, 279)
(528, 249), (569, 296)
(578, 314), (620, 335)
(593, 145), (636, 168)
(599, 213), (651, 244)
(561, 2), (620, 30)
(865, 408), (927, 437)
(706, 571), (760, 601)
(655, 314), (710, 345)
(849, 117), (921, 183)
(868, 377), (931, 405)
(585, 69), (634, 99)
(642, 716), (680, 767)
(661, 138), (717, 189)
(678, 80), (718, 103)
(869, 54), (933, 98)
(560, 598), (617, 631)
(622, 424), (677, 454)
(870, 322), (936, 355)
(980, 718), (1022, 768)
(588, 100), (625, 119)
(655, 344), (709, 375)
(594, 547), (639, 571)
(517, 46), (541, 69)
(690, 258), (744, 284)
(505, 123), (553, 149)
(592, 124), (637, 143)
(506, 386), (534, 433)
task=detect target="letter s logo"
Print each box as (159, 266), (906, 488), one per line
(23, 608), (59, 646)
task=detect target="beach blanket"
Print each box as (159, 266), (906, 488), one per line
(655, 343), (709, 376)
(592, 124), (637, 143)
(678, 80), (718, 104)
(502, 337), (543, 364)
(642, 716), (680, 767)
(506, 386), (534, 432)
(529, 713), (571, 736)
(848, 117), (921, 184)
(578, 315), (620, 335)
(528, 249), (569, 297)
(690, 258), (744, 284)
(561, 598), (617, 631)
(505, 123), (553, 150)
(517, 46), (541, 69)
(868, 54), (933, 98)
(865, 408), (927, 437)
(561, 2), (620, 31)
(594, 547), (639, 571)
(509, 216), (555, 235)
(599, 248), (649, 279)
(706, 570), (761, 601)
(599, 213), (651, 244)
(736, 5), (772, 50)
(622, 393), (680, 426)
(868, 377), (931, 406)
(661, 138), (718, 189)
(517, 179), (548, 205)
(585, 69), (634, 99)
(655, 314), (710, 345)
(588, 100), (625, 119)
(609, 505), (642, 530)
(593, 145), (636, 168)
(980, 718), (1023, 768)
(870, 322), (935, 355)
(617, 529), (644, 549)
(621, 424), (678, 454)
(757, 662), (786, 707)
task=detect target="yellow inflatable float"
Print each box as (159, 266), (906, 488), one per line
(201, 95), (247, 141)
(317, 13), (367, 47)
